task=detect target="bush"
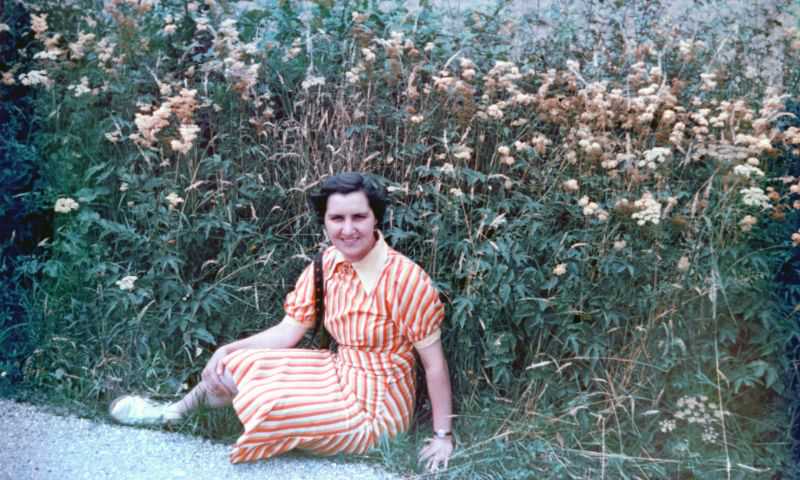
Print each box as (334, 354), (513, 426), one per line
(5, 0), (799, 477)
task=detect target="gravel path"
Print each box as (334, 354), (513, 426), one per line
(0, 399), (402, 480)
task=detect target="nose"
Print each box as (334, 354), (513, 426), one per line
(342, 218), (355, 235)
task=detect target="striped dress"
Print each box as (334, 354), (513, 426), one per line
(221, 238), (445, 463)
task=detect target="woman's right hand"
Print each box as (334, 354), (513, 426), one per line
(202, 345), (232, 396)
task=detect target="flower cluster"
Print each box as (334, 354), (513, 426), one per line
(170, 124), (201, 155)
(19, 70), (53, 88)
(69, 32), (96, 60)
(165, 192), (184, 209)
(740, 187), (771, 209)
(130, 88), (201, 154)
(578, 196), (608, 222)
(638, 147), (671, 170)
(54, 197), (79, 213)
(733, 163), (764, 179)
(67, 76), (95, 97)
(115, 275), (138, 291)
(672, 394), (725, 444)
(631, 193), (661, 226)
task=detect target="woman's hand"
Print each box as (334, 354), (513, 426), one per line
(201, 345), (233, 397)
(418, 436), (454, 473)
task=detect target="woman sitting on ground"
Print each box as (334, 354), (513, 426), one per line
(111, 172), (455, 472)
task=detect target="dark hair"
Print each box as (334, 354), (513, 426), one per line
(308, 172), (388, 225)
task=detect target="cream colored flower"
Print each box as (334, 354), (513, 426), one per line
(164, 23), (177, 35)
(659, 419), (676, 433)
(439, 163), (455, 176)
(19, 70), (53, 88)
(119, 182), (129, 192)
(452, 145), (472, 160)
(677, 256), (690, 272)
(67, 76), (92, 97)
(562, 179), (579, 192)
(166, 192), (184, 209)
(409, 114), (424, 124)
(613, 240), (626, 251)
(361, 48), (376, 63)
(499, 155), (515, 166)
(632, 192), (661, 226)
(69, 32), (95, 60)
(740, 187), (771, 209)
(30, 14), (48, 37)
(54, 197), (79, 213)
(553, 263), (567, 276)
(497, 146), (511, 156)
(638, 147), (671, 170)
(449, 187), (464, 198)
(733, 164), (764, 179)
(301, 74), (325, 90)
(486, 104), (504, 119)
(115, 275), (138, 291)
(170, 124), (200, 154)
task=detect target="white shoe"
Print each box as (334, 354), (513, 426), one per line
(109, 395), (182, 426)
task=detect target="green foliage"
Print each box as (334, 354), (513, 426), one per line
(6, 0), (799, 477)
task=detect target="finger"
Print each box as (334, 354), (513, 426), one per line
(418, 449), (431, 464)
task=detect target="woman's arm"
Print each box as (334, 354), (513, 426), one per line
(416, 338), (454, 472)
(223, 316), (309, 353)
(202, 316), (309, 394)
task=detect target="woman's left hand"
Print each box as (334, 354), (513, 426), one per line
(418, 436), (454, 473)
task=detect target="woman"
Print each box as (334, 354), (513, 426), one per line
(111, 172), (455, 472)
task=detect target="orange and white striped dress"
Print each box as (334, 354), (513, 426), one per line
(221, 235), (445, 463)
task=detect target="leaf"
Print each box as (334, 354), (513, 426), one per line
(194, 327), (216, 344)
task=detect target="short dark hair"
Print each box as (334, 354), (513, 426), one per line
(308, 172), (388, 225)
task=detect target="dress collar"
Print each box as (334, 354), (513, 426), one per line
(331, 230), (388, 294)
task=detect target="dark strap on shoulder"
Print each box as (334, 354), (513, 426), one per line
(312, 251), (332, 350)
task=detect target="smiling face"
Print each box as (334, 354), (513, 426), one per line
(324, 190), (378, 262)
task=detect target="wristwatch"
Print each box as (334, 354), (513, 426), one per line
(433, 429), (452, 439)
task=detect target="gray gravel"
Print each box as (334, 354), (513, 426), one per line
(0, 399), (402, 480)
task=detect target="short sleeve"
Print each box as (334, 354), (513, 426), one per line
(393, 262), (445, 349)
(283, 263), (316, 329)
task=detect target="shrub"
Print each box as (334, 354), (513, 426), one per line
(5, 0), (799, 476)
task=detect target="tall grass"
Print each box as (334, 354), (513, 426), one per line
(2, 0), (799, 477)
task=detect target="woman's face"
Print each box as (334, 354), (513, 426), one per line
(324, 190), (378, 262)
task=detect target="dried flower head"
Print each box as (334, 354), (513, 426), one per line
(739, 215), (757, 232)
